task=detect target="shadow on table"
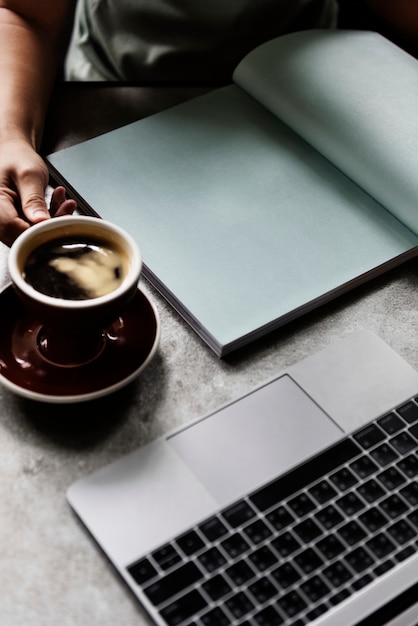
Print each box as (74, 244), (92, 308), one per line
(8, 350), (165, 451)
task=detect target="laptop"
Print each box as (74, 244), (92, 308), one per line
(67, 330), (418, 625)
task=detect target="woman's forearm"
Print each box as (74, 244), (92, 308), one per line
(0, 2), (71, 149)
(0, 2), (75, 246)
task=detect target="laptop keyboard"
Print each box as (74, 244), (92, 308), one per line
(127, 398), (418, 626)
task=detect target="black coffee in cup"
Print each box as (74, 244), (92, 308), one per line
(23, 237), (127, 300)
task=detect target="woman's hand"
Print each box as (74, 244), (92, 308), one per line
(0, 138), (76, 246)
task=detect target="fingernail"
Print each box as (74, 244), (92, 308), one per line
(32, 209), (49, 219)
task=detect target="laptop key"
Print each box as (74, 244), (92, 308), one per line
(329, 587), (350, 605)
(387, 519), (416, 546)
(127, 557), (158, 585)
(330, 467), (358, 491)
(288, 492), (316, 517)
(301, 575), (330, 602)
(226, 559), (255, 586)
(277, 589), (307, 619)
(249, 545), (278, 571)
(338, 520), (367, 546)
(143, 561), (203, 605)
(378, 412), (404, 435)
(353, 424), (386, 449)
(370, 443), (399, 467)
(352, 573), (373, 591)
(380, 494), (408, 519)
(397, 401), (418, 423)
(225, 590), (254, 619)
(377, 467), (406, 490)
(336, 492), (365, 516)
(316, 534), (345, 560)
(309, 479), (338, 504)
(373, 558), (395, 576)
(295, 547), (323, 575)
(222, 501), (256, 528)
(395, 545), (416, 563)
(350, 454), (379, 478)
(200, 606), (231, 626)
(271, 562), (301, 589)
(198, 547), (227, 573)
(244, 519), (273, 544)
(271, 531), (300, 557)
(253, 604), (284, 625)
(407, 510), (418, 528)
(357, 478), (385, 503)
(152, 543), (181, 570)
(315, 504), (344, 530)
(397, 454), (418, 478)
(202, 573), (231, 601)
(323, 561), (352, 587)
(160, 589), (207, 626)
(175, 530), (205, 556)
(199, 516), (228, 541)
(221, 532), (250, 558)
(359, 508), (388, 532)
(266, 505), (294, 531)
(366, 532), (396, 559)
(391, 431), (417, 454)
(344, 546), (374, 573)
(293, 518), (323, 543)
(249, 577), (278, 604)
(401, 481), (418, 506)
(307, 603), (328, 621)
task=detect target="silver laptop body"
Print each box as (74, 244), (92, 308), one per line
(68, 331), (418, 625)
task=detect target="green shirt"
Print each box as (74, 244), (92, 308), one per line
(65, 0), (338, 81)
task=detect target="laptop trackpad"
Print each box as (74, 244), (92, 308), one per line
(168, 374), (343, 505)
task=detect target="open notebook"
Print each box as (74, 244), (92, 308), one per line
(68, 331), (418, 625)
(47, 30), (418, 356)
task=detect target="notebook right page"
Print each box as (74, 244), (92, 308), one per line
(234, 30), (418, 235)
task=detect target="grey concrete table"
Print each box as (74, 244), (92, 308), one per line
(1, 83), (418, 626)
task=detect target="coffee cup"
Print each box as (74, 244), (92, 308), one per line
(8, 215), (142, 365)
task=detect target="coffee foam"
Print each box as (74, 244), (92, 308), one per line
(24, 238), (129, 300)
(49, 243), (125, 298)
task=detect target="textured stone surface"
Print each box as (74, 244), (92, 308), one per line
(2, 239), (418, 625)
(2, 85), (418, 625)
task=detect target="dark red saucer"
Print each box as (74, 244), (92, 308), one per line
(0, 285), (159, 403)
